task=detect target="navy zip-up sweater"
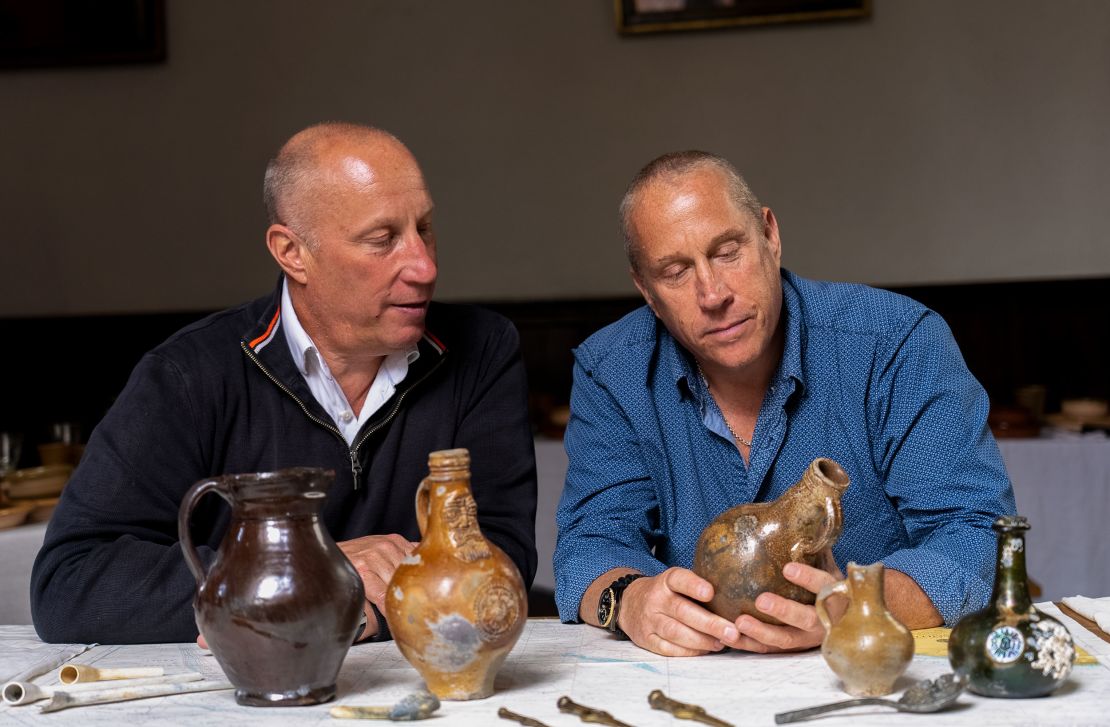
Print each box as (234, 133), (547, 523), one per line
(30, 280), (538, 644)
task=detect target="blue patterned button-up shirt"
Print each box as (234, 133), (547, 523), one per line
(554, 269), (1015, 627)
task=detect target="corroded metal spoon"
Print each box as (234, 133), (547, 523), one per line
(774, 673), (967, 724)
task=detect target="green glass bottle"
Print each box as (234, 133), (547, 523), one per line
(948, 515), (1075, 697)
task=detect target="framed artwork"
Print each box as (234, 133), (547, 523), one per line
(615, 0), (870, 35)
(0, 0), (166, 69)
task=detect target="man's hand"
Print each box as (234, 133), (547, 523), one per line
(338, 533), (418, 640)
(731, 549), (844, 653)
(618, 567), (741, 657)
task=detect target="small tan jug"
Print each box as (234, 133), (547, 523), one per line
(816, 561), (914, 697)
(385, 449), (526, 700)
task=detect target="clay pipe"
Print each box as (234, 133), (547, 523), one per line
(58, 664), (164, 684)
(330, 690), (441, 720)
(3, 672), (203, 706)
(7, 643), (95, 684)
(39, 679), (234, 713)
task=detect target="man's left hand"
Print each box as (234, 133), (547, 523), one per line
(731, 551), (845, 653)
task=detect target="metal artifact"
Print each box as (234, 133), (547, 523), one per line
(498, 706), (554, 727)
(648, 689), (733, 727)
(557, 695), (636, 727)
(773, 673), (968, 723)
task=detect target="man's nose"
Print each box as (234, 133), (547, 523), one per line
(399, 231), (437, 286)
(696, 264), (730, 309)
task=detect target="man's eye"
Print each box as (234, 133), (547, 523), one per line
(660, 266), (687, 282)
(362, 236), (394, 251)
(715, 242), (741, 260)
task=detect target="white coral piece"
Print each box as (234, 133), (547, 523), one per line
(1030, 620), (1075, 680)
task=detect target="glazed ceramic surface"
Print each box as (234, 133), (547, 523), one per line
(693, 457), (850, 624)
(179, 468), (364, 706)
(816, 562), (914, 697)
(385, 449), (526, 700)
(948, 515), (1075, 698)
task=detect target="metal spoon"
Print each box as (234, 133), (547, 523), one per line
(774, 673), (968, 724)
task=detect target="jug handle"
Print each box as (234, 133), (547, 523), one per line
(177, 477), (229, 585)
(815, 578), (848, 633)
(814, 494), (843, 553)
(414, 476), (431, 538)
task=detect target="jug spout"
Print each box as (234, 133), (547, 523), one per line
(804, 458), (850, 492)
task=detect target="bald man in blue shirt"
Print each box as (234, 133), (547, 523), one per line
(554, 151), (1015, 656)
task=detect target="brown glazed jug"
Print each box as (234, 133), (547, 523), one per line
(179, 468), (364, 706)
(385, 448), (526, 700)
(816, 562), (914, 696)
(693, 457), (850, 624)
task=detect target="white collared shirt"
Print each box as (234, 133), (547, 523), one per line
(281, 280), (419, 446)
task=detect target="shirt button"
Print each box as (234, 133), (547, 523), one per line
(340, 411), (353, 423)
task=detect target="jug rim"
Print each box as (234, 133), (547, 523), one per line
(206, 467), (334, 500)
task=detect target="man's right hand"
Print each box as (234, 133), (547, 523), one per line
(618, 567), (740, 656)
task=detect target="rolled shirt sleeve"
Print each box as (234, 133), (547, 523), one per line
(554, 353), (668, 622)
(869, 310), (1015, 625)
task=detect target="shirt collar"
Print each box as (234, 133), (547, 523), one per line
(660, 269), (807, 401)
(280, 278), (419, 377)
(281, 278), (315, 376)
(777, 269), (806, 398)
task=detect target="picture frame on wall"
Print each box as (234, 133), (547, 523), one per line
(615, 0), (870, 35)
(0, 0), (166, 69)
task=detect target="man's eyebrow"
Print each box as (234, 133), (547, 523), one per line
(708, 227), (750, 249)
(350, 204), (436, 238)
(650, 227), (751, 267)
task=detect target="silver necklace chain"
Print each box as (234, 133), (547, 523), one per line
(696, 361), (752, 448)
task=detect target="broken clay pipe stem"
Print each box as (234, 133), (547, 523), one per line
(329, 690), (441, 721)
(8, 643), (96, 685)
(3, 672), (203, 706)
(39, 679), (233, 713)
(58, 664), (164, 684)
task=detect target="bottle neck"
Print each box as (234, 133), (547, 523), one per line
(990, 532), (1032, 611)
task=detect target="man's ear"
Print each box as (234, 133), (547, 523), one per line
(266, 224), (309, 284)
(761, 207), (782, 265)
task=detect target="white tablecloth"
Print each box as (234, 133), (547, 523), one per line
(0, 522), (47, 625)
(1, 611), (1108, 725)
(999, 436), (1110, 600)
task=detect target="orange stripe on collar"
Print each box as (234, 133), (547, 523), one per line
(249, 306), (281, 349)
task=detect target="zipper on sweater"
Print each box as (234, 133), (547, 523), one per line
(349, 361), (443, 454)
(241, 342), (361, 485)
(241, 340), (446, 490)
(348, 450), (362, 481)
